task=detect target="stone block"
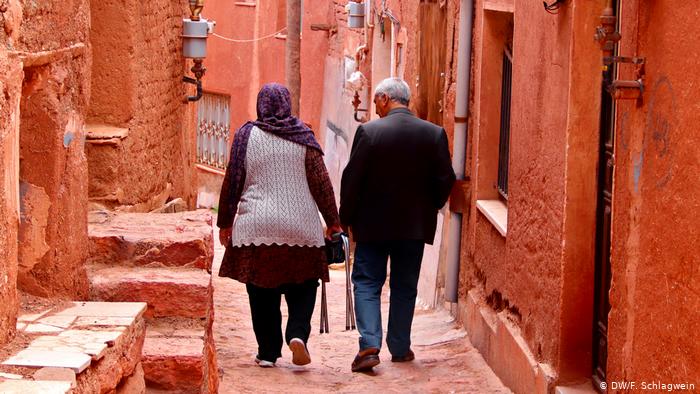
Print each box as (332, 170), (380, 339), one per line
(88, 210), (213, 270)
(142, 319), (218, 393)
(18, 182), (51, 276)
(116, 362), (146, 394)
(89, 266), (212, 319)
(142, 336), (204, 392)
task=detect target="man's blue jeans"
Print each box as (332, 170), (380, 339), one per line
(352, 240), (424, 357)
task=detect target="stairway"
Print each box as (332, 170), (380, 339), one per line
(87, 210), (219, 393)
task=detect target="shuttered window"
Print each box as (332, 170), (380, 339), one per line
(497, 47), (512, 200)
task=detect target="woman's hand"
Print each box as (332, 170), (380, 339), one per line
(219, 227), (232, 246)
(326, 224), (343, 240)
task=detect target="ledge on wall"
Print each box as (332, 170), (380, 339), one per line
(483, 0), (514, 13)
(476, 199), (507, 237)
(85, 124), (129, 146)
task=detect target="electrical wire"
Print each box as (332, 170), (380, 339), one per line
(212, 27), (287, 43)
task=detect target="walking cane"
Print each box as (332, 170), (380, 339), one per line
(342, 234), (356, 330)
(320, 281), (329, 334)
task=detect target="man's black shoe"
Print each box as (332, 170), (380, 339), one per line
(391, 349), (415, 362)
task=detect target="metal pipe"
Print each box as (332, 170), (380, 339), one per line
(183, 76), (203, 102)
(444, 0), (474, 303)
(189, 0), (205, 21)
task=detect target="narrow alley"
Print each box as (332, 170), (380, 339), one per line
(211, 229), (511, 393)
(1, 0), (698, 393)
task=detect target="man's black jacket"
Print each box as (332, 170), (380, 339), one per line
(339, 108), (456, 244)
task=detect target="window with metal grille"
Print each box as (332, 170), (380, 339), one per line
(196, 92), (231, 170)
(497, 47), (512, 200)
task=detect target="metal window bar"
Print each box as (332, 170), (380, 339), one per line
(497, 47), (513, 200)
(196, 92), (231, 170)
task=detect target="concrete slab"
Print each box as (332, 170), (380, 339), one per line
(0, 380), (72, 394)
(72, 316), (134, 326)
(37, 315), (77, 328)
(54, 301), (146, 319)
(2, 350), (92, 373)
(18, 310), (51, 322)
(24, 324), (63, 334)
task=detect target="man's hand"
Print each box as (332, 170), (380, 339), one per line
(326, 224), (343, 240)
(219, 227), (232, 246)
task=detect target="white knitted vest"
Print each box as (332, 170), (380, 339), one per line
(231, 126), (325, 248)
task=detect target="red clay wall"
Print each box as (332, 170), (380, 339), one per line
(201, 0), (331, 206)
(88, 0), (197, 210)
(13, 0), (92, 298)
(0, 6), (22, 342)
(459, 0), (603, 382)
(300, 0), (332, 135)
(204, 0), (270, 134)
(607, 1), (700, 384)
(205, 0), (328, 133)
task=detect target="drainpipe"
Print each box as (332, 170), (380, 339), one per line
(444, 0), (473, 303)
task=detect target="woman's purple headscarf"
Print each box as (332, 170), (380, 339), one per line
(241, 83), (322, 152)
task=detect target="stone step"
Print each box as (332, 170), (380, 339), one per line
(0, 301), (147, 394)
(88, 210), (214, 271)
(142, 319), (218, 393)
(88, 266), (213, 319)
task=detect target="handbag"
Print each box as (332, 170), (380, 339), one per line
(324, 232), (347, 264)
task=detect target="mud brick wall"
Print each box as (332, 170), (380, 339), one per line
(12, 0), (92, 298)
(88, 0), (197, 209)
(0, 1), (22, 343)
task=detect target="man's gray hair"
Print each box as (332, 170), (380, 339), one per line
(374, 77), (411, 106)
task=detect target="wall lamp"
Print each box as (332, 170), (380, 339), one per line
(182, 0), (215, 102)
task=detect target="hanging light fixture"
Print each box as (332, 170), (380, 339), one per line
(543, 0), (565, 14)
(347, 1), (366, 29)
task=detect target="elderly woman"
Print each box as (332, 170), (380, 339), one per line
(217, 83), (341, 368)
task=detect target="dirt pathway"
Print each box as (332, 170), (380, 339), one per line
(211, 230), (511, 393)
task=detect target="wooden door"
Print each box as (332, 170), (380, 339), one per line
(592, 0), (618, 389)
(416, 0), (447, 125)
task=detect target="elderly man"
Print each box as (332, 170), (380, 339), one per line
(340, 77), (456, 372)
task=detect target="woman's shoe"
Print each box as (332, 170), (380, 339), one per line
(289, 338), (311, 365)
(255, 356), (275, 368)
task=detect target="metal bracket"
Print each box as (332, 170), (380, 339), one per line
(183, 76), (203, 102)
(596, 6), (646, 101)
(310, 24), (338, 37)
(352, 91), (369, 123)
(184, 59), (205, 103)
(603, 56), (645, 67)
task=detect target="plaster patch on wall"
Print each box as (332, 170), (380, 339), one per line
(63, 131), (74, 147)
(633, 151), (643, 193)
